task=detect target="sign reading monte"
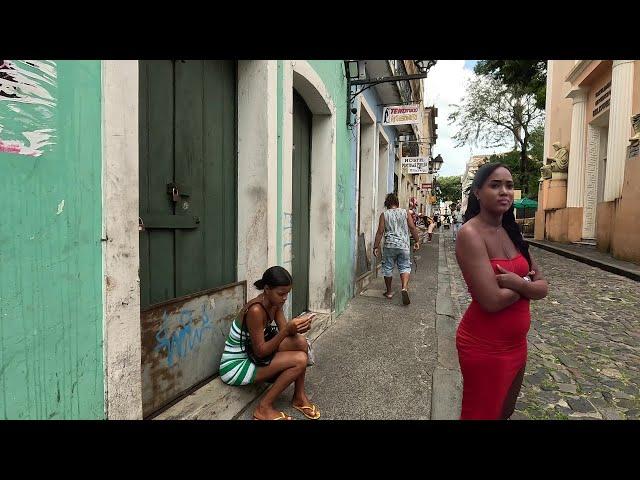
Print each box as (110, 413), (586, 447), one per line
(402, 156), (429, 174)
(401, 156), (429, 166)
(422, 183), (431, 189)
(382, 104), (420, 125)
(593, 81), (611, 118)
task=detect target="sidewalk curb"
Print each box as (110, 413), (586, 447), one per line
(526, 239), (640, 282)
(431, 234), (462, 420)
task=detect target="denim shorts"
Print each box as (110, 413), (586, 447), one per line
(382, 247), (411, 276)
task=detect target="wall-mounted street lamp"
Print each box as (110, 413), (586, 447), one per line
(344, 60), (437, 128)
(414, 60), (437, 74)
(346, 60), (366, 81)
(430, 154), (444, 173)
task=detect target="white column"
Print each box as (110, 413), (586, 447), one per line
(583, 125), (600, 239)
(102, 60), (143, 419)
(566, 87), (588, 207)
(604, 60), (635, 202)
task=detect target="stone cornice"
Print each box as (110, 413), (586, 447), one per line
(566, 86), (588, 103)
(565, 60), (594, 84)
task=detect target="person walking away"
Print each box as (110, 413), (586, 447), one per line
(452, 207), (463, 241)
(455, 163), (548, 420)
(427, 216), (436, 242)
(373, 193), (420, 305)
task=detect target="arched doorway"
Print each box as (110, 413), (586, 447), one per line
(291, 90), (312, 316)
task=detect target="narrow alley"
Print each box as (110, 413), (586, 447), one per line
(239, 235), (439, 419)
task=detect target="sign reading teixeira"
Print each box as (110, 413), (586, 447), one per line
(382, 104), (420, 125)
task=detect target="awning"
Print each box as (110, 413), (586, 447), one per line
(513, 198), (538, 209)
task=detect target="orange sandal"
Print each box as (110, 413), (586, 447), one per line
(292, 403), (321, 420)
(253, 411), (292, 420)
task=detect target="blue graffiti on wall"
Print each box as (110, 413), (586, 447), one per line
(155, 304), (214, 367)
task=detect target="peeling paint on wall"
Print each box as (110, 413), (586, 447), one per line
(0, 60), (57, 157)
(1, 60), (103, 419)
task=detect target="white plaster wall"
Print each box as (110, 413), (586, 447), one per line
(289, 60), (336, 314)
(357, 97), (377, 265)
(237, 61), (278, 299)
(282, 63), (294, 319)
(102, 60), (143, 420)
(377, 126), (390, 215)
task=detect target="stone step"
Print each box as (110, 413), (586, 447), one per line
(152, 312), (333, 420)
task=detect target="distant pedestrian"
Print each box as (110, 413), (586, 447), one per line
(452, 207), (463, 241)
(455, 163), (549, 420)
(427, 216), (436, 242)
(373, 193), (420, 305)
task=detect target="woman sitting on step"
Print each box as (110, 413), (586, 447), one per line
(219, 266), (320, 420)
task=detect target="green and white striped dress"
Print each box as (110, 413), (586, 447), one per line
(219, 318), (257, 386)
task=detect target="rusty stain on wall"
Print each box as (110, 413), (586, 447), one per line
(140, 281), (246, 418)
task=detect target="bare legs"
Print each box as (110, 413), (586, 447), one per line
(384, 276), (393, 298)
(252, 334), (310, 419)
(500, 366), (526, 420)
(400, 272), (410, 291)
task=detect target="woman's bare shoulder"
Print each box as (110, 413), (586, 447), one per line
(458, 218), (480, 238)
(456, 220), (488, 256)
(245, 300), (266, 316)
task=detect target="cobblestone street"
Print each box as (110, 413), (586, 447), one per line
(445, 234), (640, 420)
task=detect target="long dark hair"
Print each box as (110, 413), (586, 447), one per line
(463, 162), (531, 268)
(254, 266), (293, 290)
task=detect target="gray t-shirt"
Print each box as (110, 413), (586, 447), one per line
(383, 208), (410, 250)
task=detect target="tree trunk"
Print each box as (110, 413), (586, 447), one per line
(520, 137), (528, 195)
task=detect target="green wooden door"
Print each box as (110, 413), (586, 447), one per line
(291, 90), (311, 316)
(139, 60), (237, 310)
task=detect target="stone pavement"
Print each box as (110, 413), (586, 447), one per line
(238, 236), (440, 420)
(444, 233), (640, 420)
(527, 239), (640, 282)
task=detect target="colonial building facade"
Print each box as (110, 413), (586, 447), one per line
(1, 59), (437, 419)
(536, 60), (640, 264)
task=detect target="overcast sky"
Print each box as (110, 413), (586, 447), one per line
(423, 60), (500, 177)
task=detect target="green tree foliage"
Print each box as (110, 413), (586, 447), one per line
(487, 152), (542, 200)
(487, 124), (544, 199)
(448, 75), (545, 196)
(436, 175), (462, 204)
(528, 123), (544, 165)
(474, 60), (547, 110)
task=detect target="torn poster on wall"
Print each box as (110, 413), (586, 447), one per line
(0, 60), (57, 157)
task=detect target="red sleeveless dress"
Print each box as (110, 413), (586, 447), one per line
(456, 254), (531, 420)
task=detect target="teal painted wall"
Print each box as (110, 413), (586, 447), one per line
(0, 61), (104, 419)
(306, 61), (353, 315)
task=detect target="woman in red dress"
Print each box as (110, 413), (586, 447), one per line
(455, 163), (549, 420)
